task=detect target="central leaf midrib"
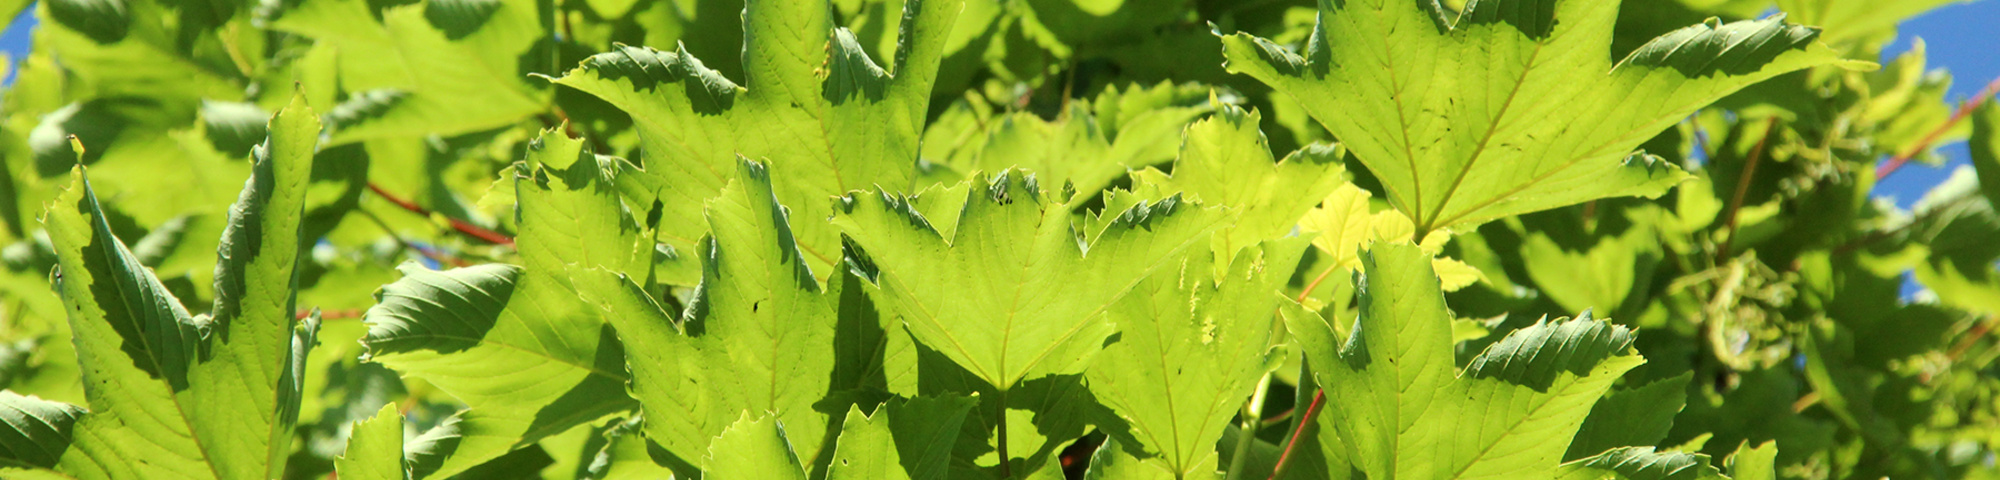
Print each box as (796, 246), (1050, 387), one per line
(880, 271), (994, 383)
(1359, 6), (1427, 224)
(994, 217), (1042, 389)
(1013, 222), (1216, 392)
(1425, 85), (1725, 230)
(82, 198), (228, 480)
(1129, 280), (1187, 467)
(1424, 38), (1549, 233)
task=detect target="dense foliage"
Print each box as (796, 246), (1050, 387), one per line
(0, 0), (1996, 478)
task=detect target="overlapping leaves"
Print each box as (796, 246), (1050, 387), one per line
(835, 169), (1225, 392)
(6, 0), (1983, 478)
(570, 158), (854, 472)
(919, 82), (1223, 196)
(570, 157), (986, 478)
(556, 0), (965, 285)
(1, 95), (321, 480)
(1281, 242), (1647, 478)
(266, 0), (552, 142)
(1128, 104), (1347, 259)
(358, 129), (649, 478)
(1220, 0), (1865, 234)
(1083, 236), (1309, 478)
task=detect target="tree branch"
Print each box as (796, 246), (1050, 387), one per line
(367, 182), (515, 246)
(1719, 117), (1780, 259)
(1875, 76), (2000, 180)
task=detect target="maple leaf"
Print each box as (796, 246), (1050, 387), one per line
(920, 82), (1222, 197)
(1280, 241), (1644, 479)
(568, 157), (862, 473)
(266, 0), (551, 143)
(554, 0), (965, 285)
(1220, 1), (1867, 234)
(333, 405), (406, 480)
(701, 395), (976, 480)
(1084, 236), (1310, 478)
(358, 129), (651, 478)
(834, 169), (1226, 392)
(1298, 183), (1484, 292)
(1129, 103), (1348, 261)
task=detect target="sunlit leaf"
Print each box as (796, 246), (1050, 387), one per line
(554, 0), (966, 285)
(1221, 1), (1864, 233)
(1281, 242), (1644, 479)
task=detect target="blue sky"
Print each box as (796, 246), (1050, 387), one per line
(0, 9), (26, 82)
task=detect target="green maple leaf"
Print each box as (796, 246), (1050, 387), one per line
(834, 169), (1225, 392)
(1519, 227), (1660, 318)
(1723, 442), (1778, 480)
(359, 129), (651, 478)
(193, 94), (325, 480)
(693, 396), (977, 480)
(874, 329), (1096, 478)
(266, 0), (550, 143)
(824, 395), (980, 480)
(1220, 0), (1867, 234)
(1128, 104), (1347, 258)
(554, 0), (965, 285)
(1080, 437), (1176, 480)
(1567, 374), (1692, 461)
(36, 0), (245, 103)
(569, 158), (857, 472)
(335, 404), (408, 480)
(1280, 242), (1645, 479)
(17, 94), (322, 480)
(1084, 236), (1310, 479)
(706, 414), (812, 480)
(918, 82), (1221, 197)
(573, 417), (677, 480)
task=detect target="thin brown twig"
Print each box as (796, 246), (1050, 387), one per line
(1057, 62), (1078, 118)
(1915, 314), (2000, 385)
(1581, 200), (1598, 230)
(1948, 314), (1997, 361)
(1875, 76), (2000, 180)
(1265, 264), (1346, 479)
(1297, 264), (1341, 305)
(997, 390), (1013, 479)
(1260, 407), (1295, 426)
(1791, 391), (1820, 413)
(1228, 262), (1342, 478)
(1719, 117), (1781, 260)
(1267, 391), (1325, 480)
(366, 182), (515, 246)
